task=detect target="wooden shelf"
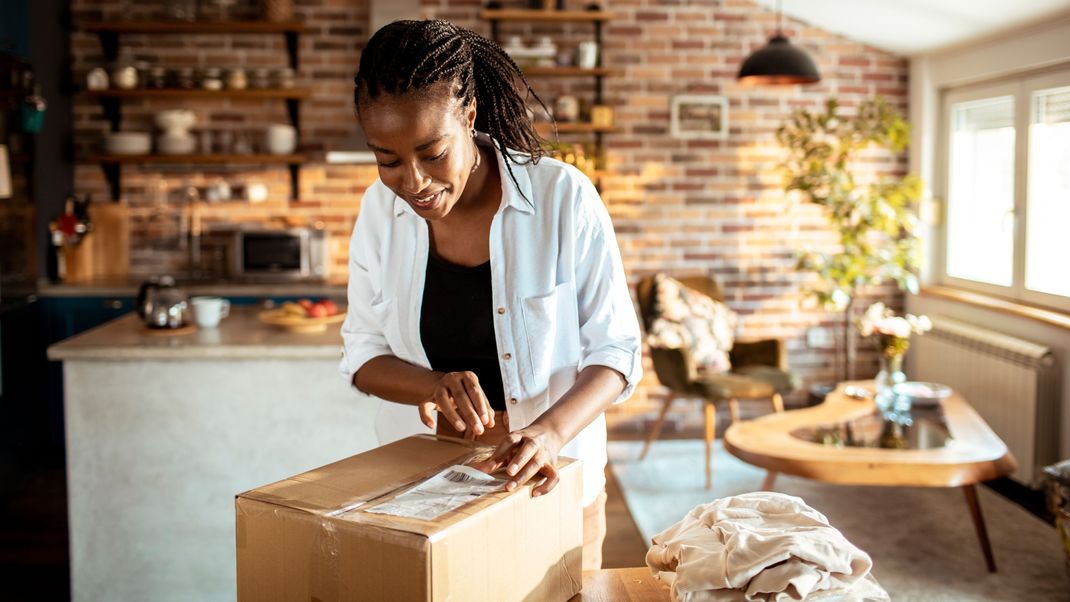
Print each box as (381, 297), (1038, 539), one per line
(479, 9), (613, 22)
(523, 67), (614, 77)
(83, 21), (310, 34)
(537, 122), (614, 134)
(90, 153), (305, 164)
(83, 88), (312, 100)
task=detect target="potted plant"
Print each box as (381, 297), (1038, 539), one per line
(777, 97), (923, 382)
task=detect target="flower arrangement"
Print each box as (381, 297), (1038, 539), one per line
(858, 302), (932, 358)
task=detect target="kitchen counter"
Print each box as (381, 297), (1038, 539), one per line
(48, 306), (343, 360)
(48, 304), (381, 602)
(37, 277), (347, 298)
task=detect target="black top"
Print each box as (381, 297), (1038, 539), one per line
(420, 251), (506, 411)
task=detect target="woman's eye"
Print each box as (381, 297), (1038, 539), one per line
(427, 150), (448, 162)
(377, 160), (399, 168)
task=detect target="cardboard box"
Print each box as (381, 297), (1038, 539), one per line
(236, 435), (583, 601)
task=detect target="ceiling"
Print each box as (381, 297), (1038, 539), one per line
(754, 0), (1070, 56)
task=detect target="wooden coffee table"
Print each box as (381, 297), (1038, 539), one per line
(724, 381), (1017, 572)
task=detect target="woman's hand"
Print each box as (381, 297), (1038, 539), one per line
(418, 371), (494, 436)
(471, 423), (563, 496)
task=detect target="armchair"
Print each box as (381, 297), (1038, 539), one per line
(636, 274), (800, 489)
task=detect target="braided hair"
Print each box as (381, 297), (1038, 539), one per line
(354, 19), (549, 192)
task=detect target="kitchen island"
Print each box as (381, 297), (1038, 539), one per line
(48, 307), (381, 602)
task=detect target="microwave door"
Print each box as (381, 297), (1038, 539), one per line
(241, 233), (306, 278)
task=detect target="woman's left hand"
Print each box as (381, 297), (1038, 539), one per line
(470, 423), (563, 496)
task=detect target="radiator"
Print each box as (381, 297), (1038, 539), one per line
(910, 317), (1058, 487)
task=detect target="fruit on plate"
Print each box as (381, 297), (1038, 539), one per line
(280, 298), (342, 319)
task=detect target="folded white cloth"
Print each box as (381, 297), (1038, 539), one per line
(646, 492), (888, 602)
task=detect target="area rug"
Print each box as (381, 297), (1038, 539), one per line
(608, 439), (1070, 601)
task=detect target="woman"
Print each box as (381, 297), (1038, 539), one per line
(339, 19), (641, 570)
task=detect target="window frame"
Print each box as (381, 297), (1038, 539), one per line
(937, 66), (1070, 314)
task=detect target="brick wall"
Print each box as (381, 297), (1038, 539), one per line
(69, 0), (910, 418)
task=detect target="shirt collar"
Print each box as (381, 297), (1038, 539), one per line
(392, 131), (535, 218)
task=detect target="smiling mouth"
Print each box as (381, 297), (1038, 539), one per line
(408, 190), (445, 210)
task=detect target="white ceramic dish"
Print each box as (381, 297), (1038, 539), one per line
(892, 381), (953, 407)
(105, 132), (152, 155)
(155, 110), (196, 134)
(157, 133), (196, 155)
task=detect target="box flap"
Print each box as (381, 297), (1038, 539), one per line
(237, 435), (486, 515)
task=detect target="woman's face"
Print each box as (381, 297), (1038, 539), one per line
(359, 88), (478, 220)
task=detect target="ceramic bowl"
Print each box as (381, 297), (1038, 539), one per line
(155, 110), (196, 134)
(157, 133), (197, 155)
(105, 131), (152, 155)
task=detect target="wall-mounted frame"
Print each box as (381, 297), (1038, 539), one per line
(670, 94), (729, 140)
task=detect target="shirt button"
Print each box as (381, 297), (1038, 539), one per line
(509, 397), (518, 405)
(497, 307), (506, 315)
(503, 352), (512, 360)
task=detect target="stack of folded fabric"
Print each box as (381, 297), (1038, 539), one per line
(646, 492), (889, 601)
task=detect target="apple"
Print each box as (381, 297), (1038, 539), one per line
(308, 303), (329, 318)
(320, 299), (339, 316)
(297, 298), (314, 311)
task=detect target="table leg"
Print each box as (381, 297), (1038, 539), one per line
(704, 402), (716, 490)
(762, 471), (778, 491)
(962, 484), (997, 573)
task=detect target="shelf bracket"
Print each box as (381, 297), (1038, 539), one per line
(100, 97), (122, 131)
(98, 31), (120, 64)
(102, 162), (121, 201)
(288, 163), (300, 201)
(285, 98), (300, 131)
(285, 32), (299, 71)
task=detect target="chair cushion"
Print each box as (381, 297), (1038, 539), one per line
(646, 274), (737, 374)
(731, 364), (801, 395)
(691, 372), (775, 400)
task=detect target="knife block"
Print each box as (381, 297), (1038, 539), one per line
(61, 201), (130, 283)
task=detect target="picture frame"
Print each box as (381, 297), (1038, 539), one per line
(670, 95), (729, 140)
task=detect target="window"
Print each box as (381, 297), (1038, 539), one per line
(941, 69), (1070, 311)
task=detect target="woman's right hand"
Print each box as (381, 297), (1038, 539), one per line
(418, 371), (495, 436)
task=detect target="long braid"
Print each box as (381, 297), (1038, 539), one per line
(354, 20), (550, 195)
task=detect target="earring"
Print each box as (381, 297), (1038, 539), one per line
(470, 128), (476, 138)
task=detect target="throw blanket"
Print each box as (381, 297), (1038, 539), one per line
(646, 492), (889, 601)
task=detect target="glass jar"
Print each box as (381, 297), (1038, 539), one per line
(251, 67), (272, 89)
(226, 68), (248, 90)
(110, 63), (139, 90)
(874, 352), (907, 410)
(148, 66), (169, 89)
(201, 67), (223, 91)
(175, 67), (197, 90)
(275, 67), (295, 89)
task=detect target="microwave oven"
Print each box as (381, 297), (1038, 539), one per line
(229, 228), (328, 282)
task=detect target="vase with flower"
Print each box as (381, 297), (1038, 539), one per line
(858, 302), (932, 409)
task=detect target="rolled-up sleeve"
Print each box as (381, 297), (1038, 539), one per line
(339, 192), (392, 391)
(572, 178), (643, 403)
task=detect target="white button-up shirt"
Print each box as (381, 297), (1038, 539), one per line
(339, 141), (642, 505)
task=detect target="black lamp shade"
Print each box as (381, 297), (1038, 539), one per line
(737, 34), (821, 85)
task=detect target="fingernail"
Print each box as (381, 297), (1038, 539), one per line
(508, 463), (518, 475)
(455, 421), (465, 430)
(506, 481), (516, 491)
(533, 491), (542, 498)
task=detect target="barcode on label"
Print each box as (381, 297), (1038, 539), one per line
(443, 470), (474, 483)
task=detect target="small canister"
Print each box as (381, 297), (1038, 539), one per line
(577, 40), (599, 69)
(554, 94), (580, 122)
(251, 67), (272, 89)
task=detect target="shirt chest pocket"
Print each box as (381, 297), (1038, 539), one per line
(519, 281), (578, 390)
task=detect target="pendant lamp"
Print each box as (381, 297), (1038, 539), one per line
(737, 0), (820, 85)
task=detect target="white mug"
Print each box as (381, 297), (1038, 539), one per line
(192, 296), (230, 328)
(265, 124), (297, 155)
